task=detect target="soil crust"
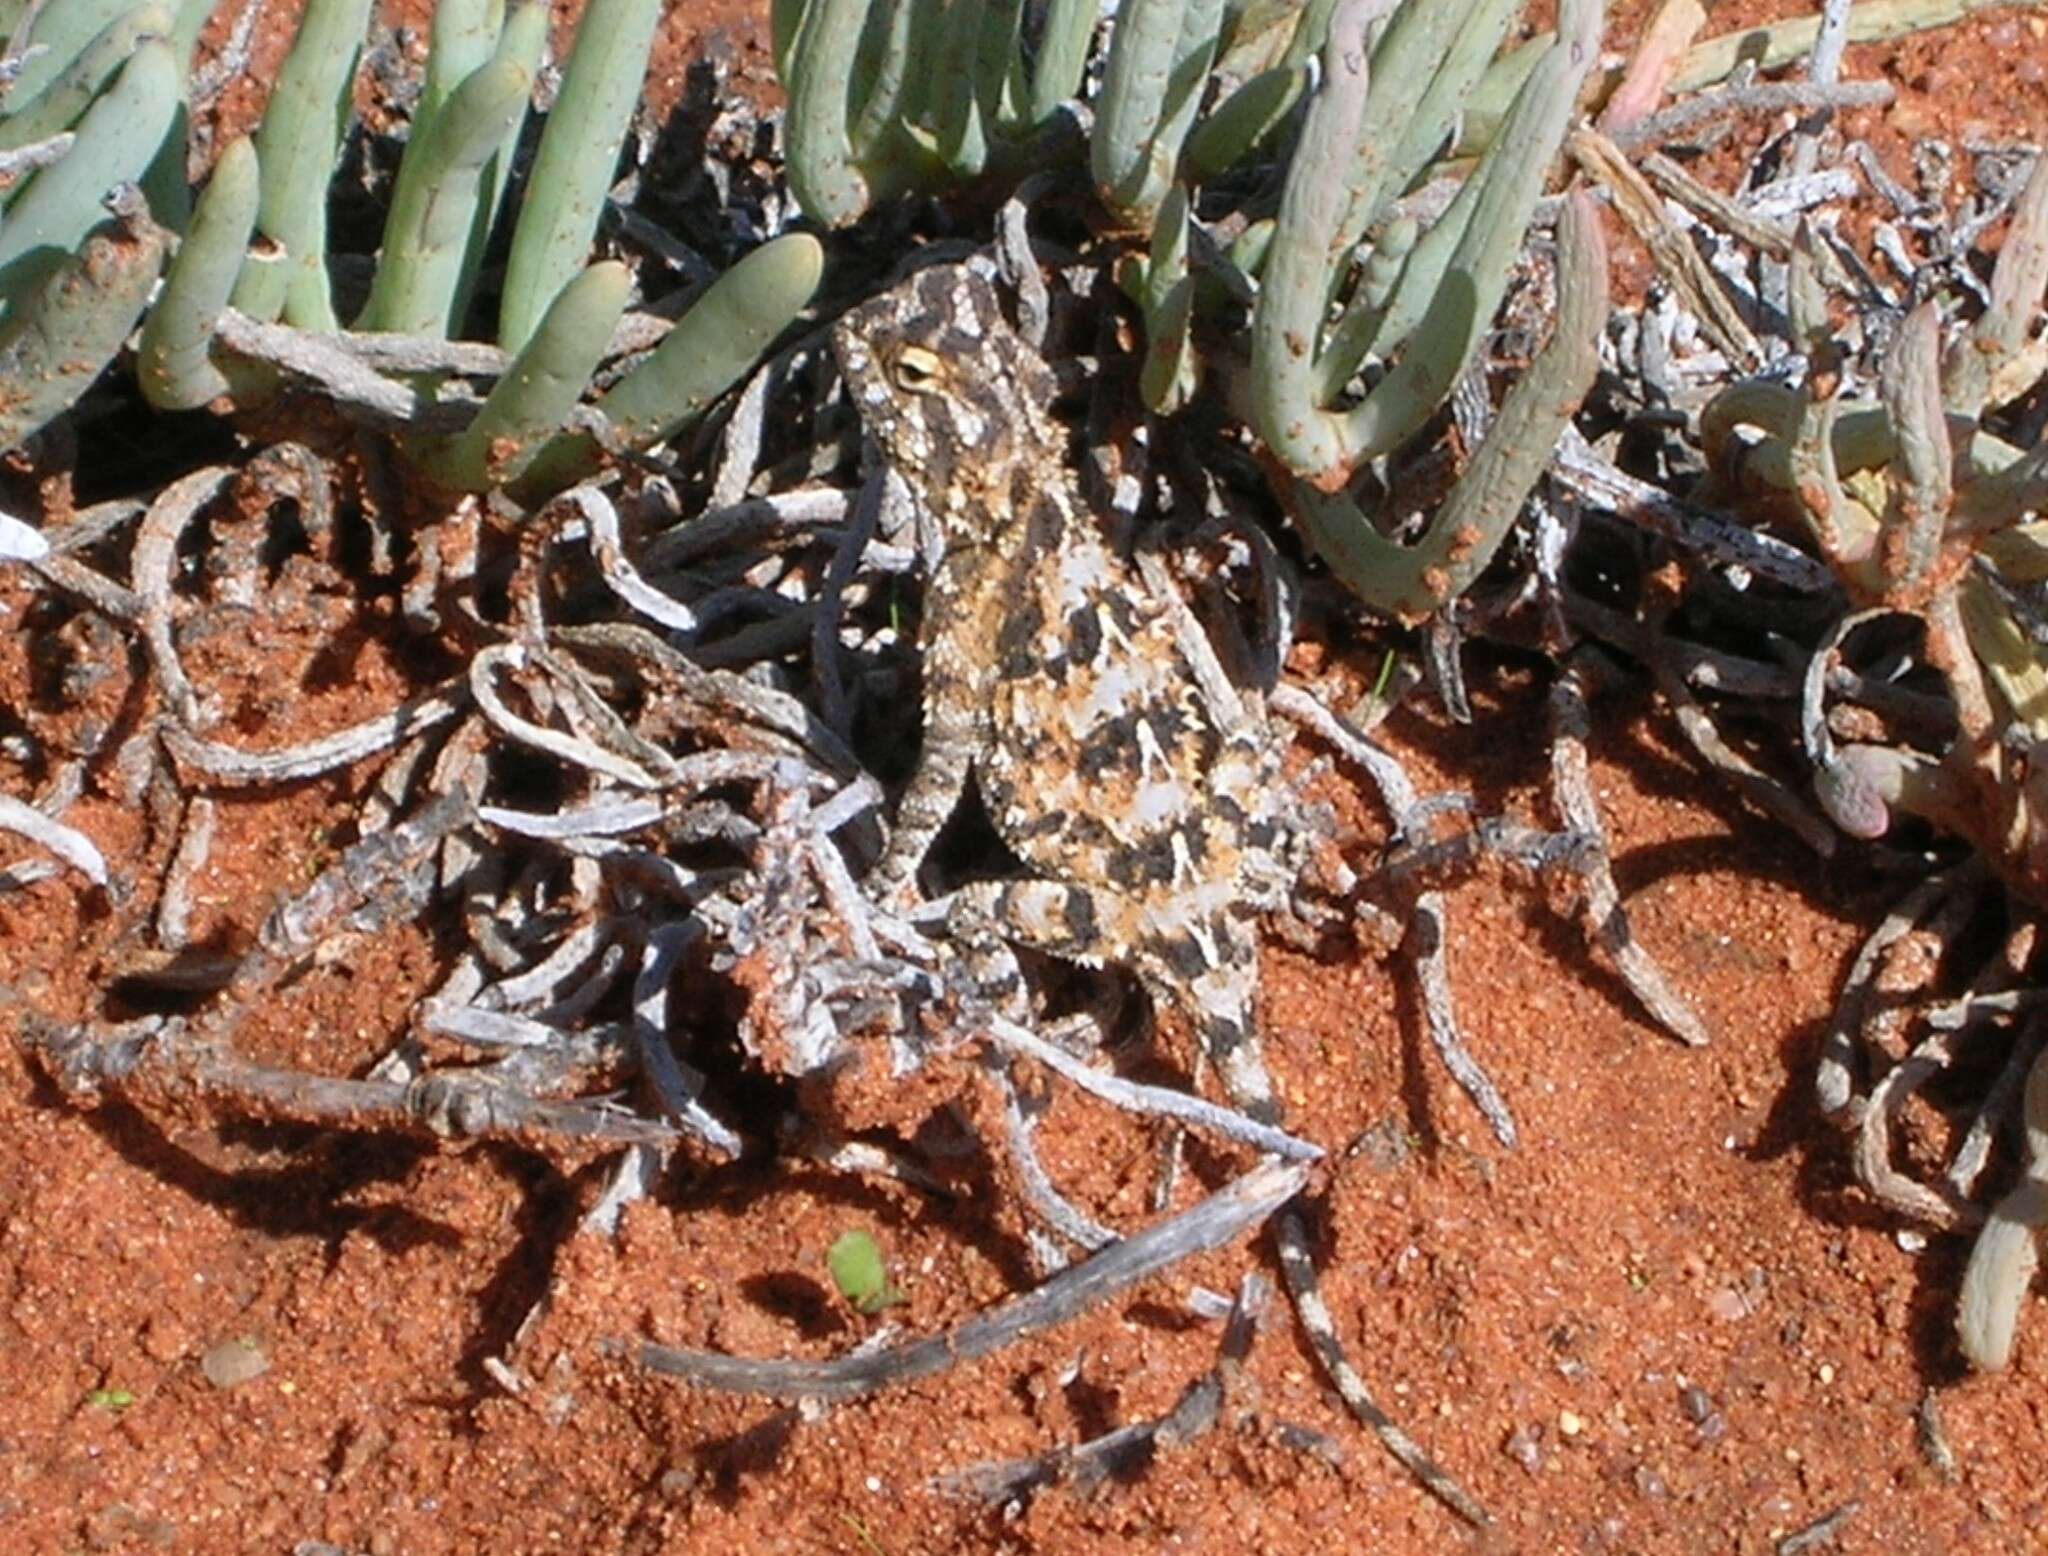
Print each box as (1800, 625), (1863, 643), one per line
(4, 3), (2047, 1553)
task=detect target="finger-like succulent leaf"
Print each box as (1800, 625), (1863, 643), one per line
(1091, 0), (1228, 224)
(1945, 146), (2048, 420)
(0, 193), (164, 454)
(1879, 299), (1954, 595)
(1289, 188), (1607, 620)
(0, 2), (173, 155)
(138, 134), (259, 410)
(234, 0), (375, 328)
(2, 0), (143, 106)
(497, 0), (661, 353)
(1029, 0), (1097, 122)
(514, 233), (823, 500)
(356, 46), (533, 337)
(785, 0), (880, 224)
(0, 35), (179, 311)
(424, 261), (631, 491)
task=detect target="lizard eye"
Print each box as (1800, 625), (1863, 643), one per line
(890, 346), (943, 393)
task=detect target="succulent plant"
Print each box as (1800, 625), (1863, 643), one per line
(1249, 0), (1605, 621)
(775, 0), (1091, 225)
(0, 0), (823, 507)
(1958, 1043), (2048, 1370)
(503, 233), (825, 499)
(0, 1), (188, 158)
(136, 131), (257, 411)
(494, 0), (659, 354)
(1677, 145), (2048, 1374)
(777, 0), (1610, 626)
(0, 183), (163, 452)
(0, 30), (182, 301)
(0, 3), (206, 444)
(1248, 0), (1583, 481)
(228, 0), (375, 329)
(355, 0), (545, 340)
(1089, 0), (1229, 227)
(1284, 186), (1609, 623)
(1703, 152), (2048, 906)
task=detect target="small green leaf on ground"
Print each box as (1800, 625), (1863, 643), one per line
(827, 1229), (905, 1315)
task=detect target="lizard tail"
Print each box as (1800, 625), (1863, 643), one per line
(1270, 1204), (1491, 1527)
(1195, 994), (1490, 1527)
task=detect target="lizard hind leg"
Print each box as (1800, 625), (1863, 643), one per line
(1135, 912), (1279, 1122)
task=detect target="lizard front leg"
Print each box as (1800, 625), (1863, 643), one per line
(866, 643), (992, 905)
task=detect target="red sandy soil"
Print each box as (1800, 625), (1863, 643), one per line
(4, 4), (2047, 1554)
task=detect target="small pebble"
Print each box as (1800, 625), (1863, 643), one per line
(201, 1335), (269, 1390)
(1897, 1228), (1928, 1254)
(1502, 1424), (1544, 1474)
(1559, 1409), (1585, 1438)
(1678, 1384), (1714, 1425)
(1707, 1287), (1748, 1321)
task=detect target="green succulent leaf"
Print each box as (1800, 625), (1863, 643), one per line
(138, 134), (260, 410)
(235, 0), (376, 329)
(0, 192), (165, 456)
(514, 232), (824, 499)
(0, 35), (180, 312)
(498, 0), (662, 352)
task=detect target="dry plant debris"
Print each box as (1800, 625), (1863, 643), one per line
(2, 0), (2047, 1542)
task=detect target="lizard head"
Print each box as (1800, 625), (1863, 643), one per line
(832, 262), (1061, 520)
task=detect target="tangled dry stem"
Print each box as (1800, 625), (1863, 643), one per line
(7, 18), (2048, 1519)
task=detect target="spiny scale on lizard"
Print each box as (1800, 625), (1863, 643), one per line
(831, 260), (1488, 1525)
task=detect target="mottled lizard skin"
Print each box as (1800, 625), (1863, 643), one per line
(833, 262), (1484, 1525)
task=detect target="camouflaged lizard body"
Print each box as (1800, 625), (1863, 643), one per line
(833, 262), (1292, 1115)
(832, 260), (1488, 1527)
